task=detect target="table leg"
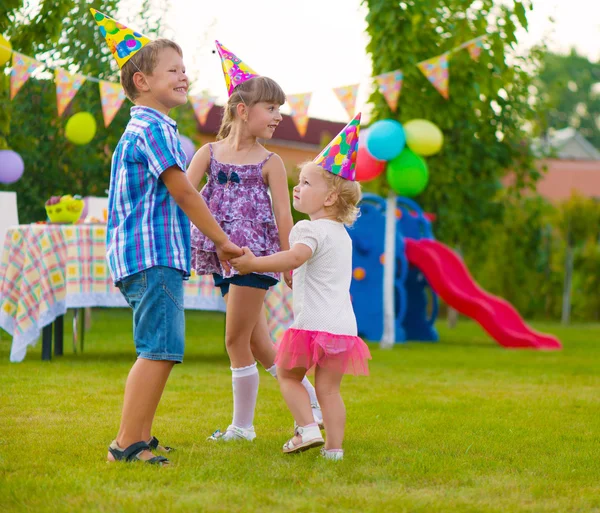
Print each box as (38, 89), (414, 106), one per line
(80, 309), (86, 353)
(54, 315), (64, 357)
(42, 324), (52, 361)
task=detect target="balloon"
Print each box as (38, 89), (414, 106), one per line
(386, 148), (429, 197)
(65, 112), (97, 145)
(179, 134), (195, 165)
(358, 126), (370, 148)
(0, 150), (24, 184)
(403, 119), (444, 156)
(365, 119), (405, 161)
(355, 146), (386, 182)
(0, 35), (11, 67)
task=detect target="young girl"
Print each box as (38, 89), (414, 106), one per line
(231, 113), (371, 460)
(187, 41), (321, 441)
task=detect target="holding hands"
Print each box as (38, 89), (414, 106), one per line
(230, 247), (257, 275)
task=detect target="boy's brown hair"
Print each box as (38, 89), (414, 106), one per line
(120, 38), (183, 101)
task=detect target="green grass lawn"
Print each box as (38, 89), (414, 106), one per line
(0, 309), (599, 513)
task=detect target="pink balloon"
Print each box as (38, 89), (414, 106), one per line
(355, 146), (386, 182)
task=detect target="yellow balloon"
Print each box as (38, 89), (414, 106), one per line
(0, 35), (12, 67)
(403, 119), (444, 157)
(65, 112), (97, 145)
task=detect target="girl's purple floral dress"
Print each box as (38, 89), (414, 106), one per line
(190, 144), (281, 281)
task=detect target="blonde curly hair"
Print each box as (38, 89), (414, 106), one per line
(313, 164), (362, 226)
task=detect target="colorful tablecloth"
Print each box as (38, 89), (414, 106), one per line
(0, 224), (294, 362)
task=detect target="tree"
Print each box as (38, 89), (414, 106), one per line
(362, 0), (542, 250)
(0, 0), (173, 222)
(535, 49), (600, 150)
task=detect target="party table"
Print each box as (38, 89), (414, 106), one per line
(0, 224), (293, 362)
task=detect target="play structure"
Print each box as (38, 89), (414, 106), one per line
(349, 193), (562, 350)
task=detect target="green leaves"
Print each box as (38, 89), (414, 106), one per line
(363, 0), (539, 247)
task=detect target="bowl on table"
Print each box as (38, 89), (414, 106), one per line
(45, 195), (85, 224)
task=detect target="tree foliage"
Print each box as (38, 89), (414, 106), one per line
(362, 0), (542, 248)
(535, 49), (600, 149)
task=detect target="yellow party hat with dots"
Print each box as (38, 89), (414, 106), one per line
(314, 113), (361, 181)
(90, 8), (152, 69)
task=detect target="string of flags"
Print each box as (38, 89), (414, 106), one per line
(1, 43), (217, 129)
(0, 33), (486, 136)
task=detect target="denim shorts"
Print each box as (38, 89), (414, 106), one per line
(212, 273), (278, 297)
(117, 266), (185, 363)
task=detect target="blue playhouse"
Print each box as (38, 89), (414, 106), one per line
(348, 193), (439, 344)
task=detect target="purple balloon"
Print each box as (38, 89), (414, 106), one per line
(0, 150), (25, 184)
(178, 134), (196, 165)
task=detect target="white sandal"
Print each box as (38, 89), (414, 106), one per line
(283, 425), (324, 454)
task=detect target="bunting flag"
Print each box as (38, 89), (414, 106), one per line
(333, 84), (359, 120)
(374, 70), (403, 112)
(287, 92), (312, 137)
(10, 53), (41, 100)
(54, 69), (86, 116)
(190, 95), (216, 126)
(417, 52), (449, 99)
(466, 37), (485, 62)
(99, 80), (127, 127)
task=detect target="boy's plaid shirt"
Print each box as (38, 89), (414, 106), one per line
(106, 106), (191, 283)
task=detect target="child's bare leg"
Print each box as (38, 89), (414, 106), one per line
(223, 286), (268, 430)
(278, 366), (314, 435)
(249, 309), (277, 368)
(108, 359), (174, 461)
(315, 366), (345, 449)
(224, 286), (266, 367)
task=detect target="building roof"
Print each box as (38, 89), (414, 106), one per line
(533, 128), (600, 161)
(197, 104), (347, 149)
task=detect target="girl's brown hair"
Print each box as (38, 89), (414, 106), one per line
(217, 76), (286, 140)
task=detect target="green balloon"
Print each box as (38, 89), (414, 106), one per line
(65, 112), (97, 145)
(386, 148), (429, 197)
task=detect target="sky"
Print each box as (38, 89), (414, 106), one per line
(122, 0), (599, 122)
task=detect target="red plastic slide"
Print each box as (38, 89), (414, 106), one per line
(404, 239), (561, 350)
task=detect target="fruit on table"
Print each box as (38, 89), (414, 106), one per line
(45, 194), (85, 223)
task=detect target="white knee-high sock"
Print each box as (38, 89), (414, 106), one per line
(231, 363), (259, 429)
(267, 364), (319, 406)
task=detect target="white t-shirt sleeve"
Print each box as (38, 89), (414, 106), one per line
(289, 220), (323, 254)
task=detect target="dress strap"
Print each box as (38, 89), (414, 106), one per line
(260, 152), (274, 166)
(208, 144), (214, 158)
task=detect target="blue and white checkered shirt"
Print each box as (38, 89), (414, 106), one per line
(106, 106), (191, 284)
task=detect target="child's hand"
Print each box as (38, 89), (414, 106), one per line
(283, 270), (293, 289)
(230, 247), (256, 275)
(216, 240), (243, 273)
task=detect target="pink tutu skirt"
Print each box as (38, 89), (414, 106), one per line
(275, 328), (372, 376)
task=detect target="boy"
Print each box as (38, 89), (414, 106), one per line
(91, 9), (241, 465)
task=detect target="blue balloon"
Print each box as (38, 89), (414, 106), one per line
(365, 119), (406, 161)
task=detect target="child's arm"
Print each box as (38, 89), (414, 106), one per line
(264, 154), (294, 285)
(231, 244), (312, 275)
(186, 145), (211, 190)
(161, 166), (242, 263)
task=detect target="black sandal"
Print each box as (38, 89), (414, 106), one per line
(148, 436), (174, 453)
(108, 440), (170, 465)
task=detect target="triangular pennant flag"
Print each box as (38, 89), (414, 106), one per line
(10, 53), (41, 100)
(90, 8), (152, 69)
(417, 52), (449, 99)
(54, 69), (86, 116)
(314, 113), (361, 181)
(99, 80), (127, 127)
(333, 84), (359, 120)
(190, 95), (216, 126)
(215, 40), (259, 96)
(374, 70), (403, 112)
(466, 38), (484, 61)
(287, 92), (312, 138)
